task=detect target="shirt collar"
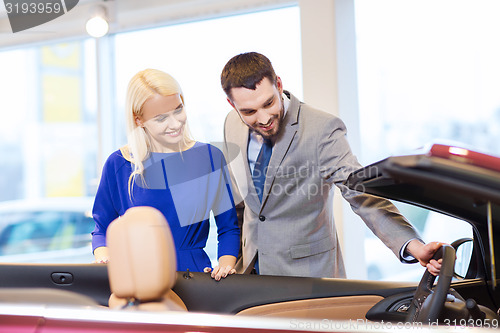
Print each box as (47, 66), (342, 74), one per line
(282, 92), (290, 116)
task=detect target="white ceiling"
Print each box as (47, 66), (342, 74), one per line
(0, 0), (296, 49)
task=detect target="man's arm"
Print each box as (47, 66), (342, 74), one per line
(316, 115), (442, 274)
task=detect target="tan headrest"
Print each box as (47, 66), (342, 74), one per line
(107, 206), (177, 302)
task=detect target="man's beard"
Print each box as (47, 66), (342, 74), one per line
(255, 104), (284, 140)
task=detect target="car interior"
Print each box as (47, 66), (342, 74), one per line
(0, 208), (499, 325)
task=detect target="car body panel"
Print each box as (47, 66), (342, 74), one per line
(344, 153), (500, 230)
(0, 304), (343, 333)
(0, 263), (497, 321)
(0, 263), (110, 306)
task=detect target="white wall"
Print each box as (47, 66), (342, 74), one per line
(299, 0), (365, 279)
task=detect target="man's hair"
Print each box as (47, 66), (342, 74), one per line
(221, 52), (277, 100)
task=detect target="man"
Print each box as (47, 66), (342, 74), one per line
(221, 52), (441, 278)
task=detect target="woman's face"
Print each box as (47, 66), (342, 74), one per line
(137, 93), (187, 152)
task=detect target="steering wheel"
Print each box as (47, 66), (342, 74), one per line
(406, 244), (456, 323)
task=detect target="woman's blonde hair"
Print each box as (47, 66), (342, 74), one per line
(125, 68), (194, 198)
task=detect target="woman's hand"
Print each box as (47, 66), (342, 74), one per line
(204, 255), (237, 281)
(93, 246), (109, 264)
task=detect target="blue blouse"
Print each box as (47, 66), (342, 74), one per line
(91, 142), (240, 272)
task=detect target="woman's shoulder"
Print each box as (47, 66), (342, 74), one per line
(194, 141), (223, 154)
(119, 145), (133, 162)
(103, 146), (132, 170)
(197, 142), (230, 170)
(198, 142), (227, 160)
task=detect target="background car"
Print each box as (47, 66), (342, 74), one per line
(0, 197), (95, 263)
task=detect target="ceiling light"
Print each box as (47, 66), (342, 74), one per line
(86, 5), (109, 38)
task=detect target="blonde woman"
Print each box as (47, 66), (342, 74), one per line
(92, 69), (239, 280)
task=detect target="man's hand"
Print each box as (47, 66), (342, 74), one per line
(407, 240), (445, 276)
(204, 255), (237, 281)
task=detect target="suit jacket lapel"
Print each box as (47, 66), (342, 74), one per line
(261, 92), (300, 206)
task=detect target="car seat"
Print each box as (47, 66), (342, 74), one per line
(106, 206), (186, 311)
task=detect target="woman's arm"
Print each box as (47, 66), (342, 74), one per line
(92, 151), (127, 261)
(204, 146), (241, 280)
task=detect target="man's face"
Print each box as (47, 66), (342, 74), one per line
(228, 77), (284, 140)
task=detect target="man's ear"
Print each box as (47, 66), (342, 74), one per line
(276, 76), (283, 94)
(227, 98), (236, 109)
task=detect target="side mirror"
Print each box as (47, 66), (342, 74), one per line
(451, 238), (473, 279)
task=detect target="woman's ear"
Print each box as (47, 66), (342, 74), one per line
(135, 116), (143, 127)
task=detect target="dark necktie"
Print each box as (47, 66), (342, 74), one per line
(252, 139), (273, 202)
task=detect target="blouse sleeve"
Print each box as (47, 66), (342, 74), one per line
(91, 152), (122, 252)
(209, 145), (240, 259)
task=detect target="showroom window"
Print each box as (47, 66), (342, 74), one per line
(354, 0), (495, 280)
(0, 40), (97, 202)
(355, 0), (500, 165)
(0, 40), (98, 263)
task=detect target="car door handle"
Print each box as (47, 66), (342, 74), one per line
(51, 272), (74, 285)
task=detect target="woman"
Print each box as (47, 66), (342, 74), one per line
(92, 69), (239, 280)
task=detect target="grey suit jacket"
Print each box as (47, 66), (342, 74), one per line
(223, 92), (420, 278)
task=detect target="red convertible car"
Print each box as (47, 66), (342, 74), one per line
(0, 144), (499, 332)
